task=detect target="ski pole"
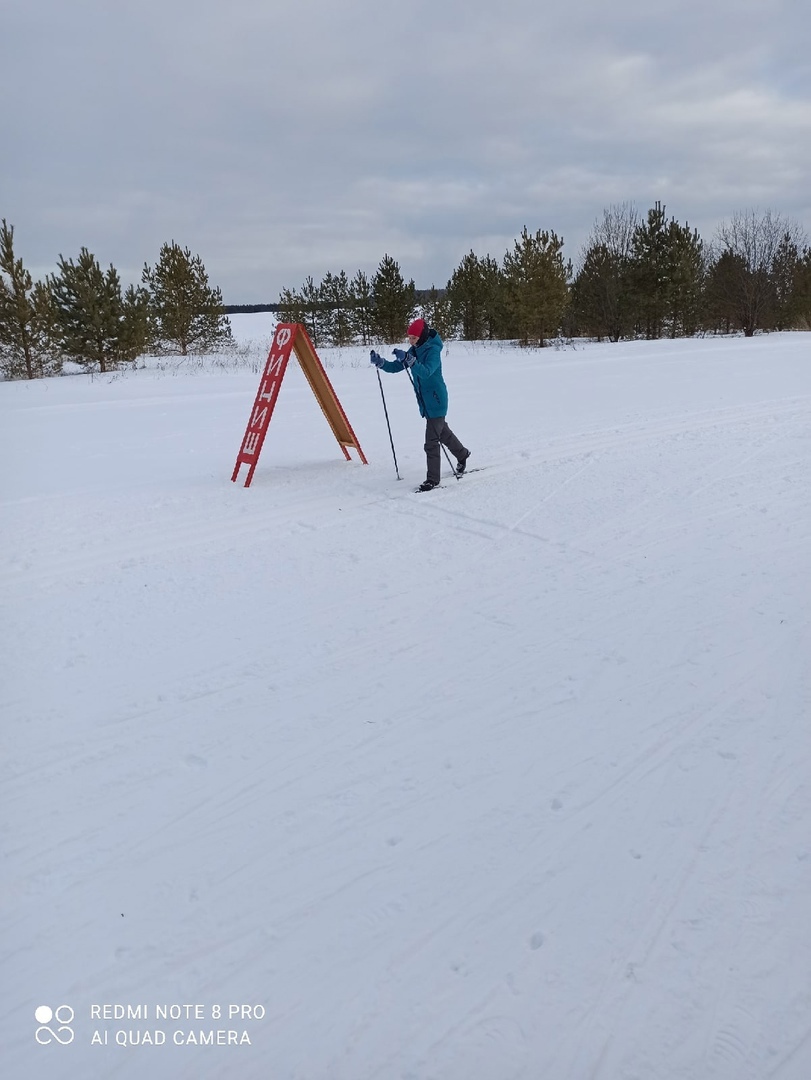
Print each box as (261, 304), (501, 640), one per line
(404, 367), (460, 480)
(376, 367), (401, 480)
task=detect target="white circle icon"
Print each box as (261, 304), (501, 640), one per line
(35, 1006), (53, 1024)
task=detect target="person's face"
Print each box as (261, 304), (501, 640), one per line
(407, 334), (418, 345)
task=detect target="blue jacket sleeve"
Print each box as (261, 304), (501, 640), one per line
(378, 358), (406, 373)
(379, 345), (417, 373)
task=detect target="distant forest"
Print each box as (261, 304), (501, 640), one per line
(2, 202), (810, 380)
(224, 289), (443, 315)
(265, 204), (811, 348)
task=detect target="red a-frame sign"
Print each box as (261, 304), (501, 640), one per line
(231, 323), (367, 487)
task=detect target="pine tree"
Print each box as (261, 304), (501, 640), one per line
(665, 220), (705, 337)
(446, 251), (504, 341)
(502, 227), (571, 346)
(30, 280), (60, 370)
(630, 203), (671, 339)
(371, 255), (416, 342)
(479, 255), (508, 340)
(420, 286), (456, 340)
(571, 245), (621, 342)
(348, 270), (373, 345)
(571, 204), (638, 342)
(50, 248), (141, 372)
(573, 243), (638, 342)
(119, 284), (152, 364)
(0, 219), (59, 379)
(276, 286), (306, 326)
(320, 270), (353, 346)
(703, 251), (746, 334)
(298, 275), (326, 347)
(142, 241), (232, 354)
(792, 248), (811, 330)
(771, 232), (802, 330)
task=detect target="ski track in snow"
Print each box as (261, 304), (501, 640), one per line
(1, 330), (810, 1080)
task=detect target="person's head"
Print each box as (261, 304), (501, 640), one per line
(407, 318), (425, 345)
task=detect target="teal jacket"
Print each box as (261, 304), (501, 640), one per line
(379, 329), (448, 418)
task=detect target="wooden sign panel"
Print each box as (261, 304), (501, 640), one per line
(231, 323), (367, 487)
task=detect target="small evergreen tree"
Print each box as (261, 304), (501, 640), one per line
(0, 220), (59, 379)
(420, 285), (456, 340)
(31, 279), (61, 370)
(625, 204), (706, 339)
(320, 270), (353, 346)
(502, 227), (571, 346)
(371, 255), (416, 342)
(298, 275), (326, 347)
(664, 219), (705, 338)
(446, 251), (505, 341)
(703, 251), (746, 334)
(479, 255), (508, 340)
(771, 232), (802, 330)
(276, 286), (306, 326)
(792, 247), (811, 329)
(571, 204), (638, 342)
(348, 270), (374, 345)
(571, 244), (633, 342)
(50, 248), (141, 372)
(118, 284), (152, 364)
(630, 203), (671, 339)
(142, 241), (232, 354)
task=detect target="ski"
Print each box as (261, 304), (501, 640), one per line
(412, 467), (487, 492)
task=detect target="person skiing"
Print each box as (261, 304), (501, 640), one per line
(370, 318), (470, 492)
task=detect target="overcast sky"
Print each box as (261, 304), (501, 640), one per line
(3, 0), (809, 303)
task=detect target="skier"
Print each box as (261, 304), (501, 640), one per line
(370, 318), (470, 491)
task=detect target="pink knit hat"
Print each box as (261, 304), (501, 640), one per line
(407, 318), (425, 338)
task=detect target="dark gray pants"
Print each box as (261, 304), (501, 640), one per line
(424, 416), (468, 484)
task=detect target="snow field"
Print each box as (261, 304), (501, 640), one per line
(1, 324), (810, 1079)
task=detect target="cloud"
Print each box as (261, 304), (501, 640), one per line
(2, 0), (809, 301)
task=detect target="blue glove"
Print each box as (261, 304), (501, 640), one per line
(370, 350), (384, 367)
(393, 348), (415, 368)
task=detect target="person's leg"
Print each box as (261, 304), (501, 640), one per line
(424, 417), (444, 485)
(438, 421), (468, 462)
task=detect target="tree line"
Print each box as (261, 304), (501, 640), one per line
(278, 204), (811, 348)
(0, 224), (232, 379)
(275, 236), (570, 349)
(3, 203), (810, 380)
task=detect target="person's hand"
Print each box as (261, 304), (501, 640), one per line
(370, 350), (384, 367)
(400, 351), (416, 368)
(392, 348), (407, 361)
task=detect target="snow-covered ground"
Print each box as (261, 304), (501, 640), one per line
(2, 319), (810, 1080)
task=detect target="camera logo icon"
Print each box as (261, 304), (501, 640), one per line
(35, 1005), (75, 1045)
